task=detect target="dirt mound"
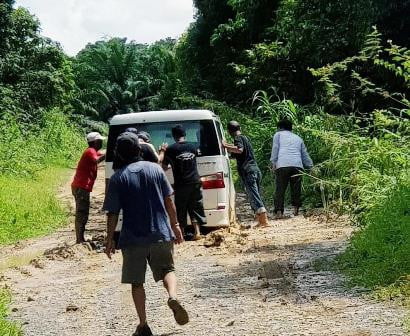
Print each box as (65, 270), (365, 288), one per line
(203, 226), (249, 248)
(40, 234), (106, 262)
(42, 243), (84, 260)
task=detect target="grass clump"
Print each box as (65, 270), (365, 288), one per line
(0, 289), (21, 336)
(0, 168), (72, 245)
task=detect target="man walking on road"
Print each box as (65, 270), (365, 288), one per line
(270, 119), (313, 218)
(71, 132), (106, 243)
(103, 132), (189, 336)
(223, 121), (269, 227)
(160, 125), (207, 240)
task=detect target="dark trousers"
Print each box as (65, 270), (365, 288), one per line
(72, 187), (90, 242)
(274, 167), (302, 213)
(239, 168), (266, 213)
(174, 183), (207, 230)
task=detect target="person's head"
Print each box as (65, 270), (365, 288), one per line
(277, 119), (293, 131)
(86, 132), (105, 150)
(227, 120), (241, 136)
(125, 127), (138, 135)
(137, 131), (151, 143)
(114, 132), (141, 167)
(171, 124), (186, 141)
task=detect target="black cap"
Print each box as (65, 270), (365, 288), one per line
(115, 132), (141, 163)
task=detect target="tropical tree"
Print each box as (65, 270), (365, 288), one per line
(72, 38), (179, 121)
(177, 0), (410, 107)
(0, 3), (74, 122)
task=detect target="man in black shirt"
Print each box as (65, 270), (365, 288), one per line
(161, 125), (206, 240)
(223, 121), (269, 227)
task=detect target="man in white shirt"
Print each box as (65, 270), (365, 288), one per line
(270, 119), (313, 218)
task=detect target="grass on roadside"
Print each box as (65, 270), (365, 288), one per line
(338, 177), (409, 288)
(338, 176), (410, 324)
(0, 289), (21, 336)
(0, 167), (72, 245)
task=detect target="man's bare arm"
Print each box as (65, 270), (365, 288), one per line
(158, 143), (168, 166)
(222, 141), (244, 154)
(97, 154), (106, 164)
(164, 196), (184, 244)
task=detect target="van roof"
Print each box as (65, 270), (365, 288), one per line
(109, 110), (218, 125)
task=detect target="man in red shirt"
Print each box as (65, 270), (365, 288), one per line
(72, 132), (106, 243)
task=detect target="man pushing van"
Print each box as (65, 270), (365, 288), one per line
(223, 121), (269, 227)
(71, 132), (106, 243)
(160, 125), (207, 240)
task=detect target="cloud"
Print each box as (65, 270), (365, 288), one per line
(15, 0), (195, 56)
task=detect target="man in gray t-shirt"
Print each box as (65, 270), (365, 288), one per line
(103, 132), (189, 336)
(223, 121), (269, 228)
(270, 119), (313, 218)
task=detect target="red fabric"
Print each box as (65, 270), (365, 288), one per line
(71, 148), (101, 192)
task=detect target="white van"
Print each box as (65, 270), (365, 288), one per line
(105, 109), (236, 227)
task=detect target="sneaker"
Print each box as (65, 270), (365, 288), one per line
(132, 324), (153, 336)
(168, 298), (189, 325)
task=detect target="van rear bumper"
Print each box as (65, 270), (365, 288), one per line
(202, 209), (230, 227)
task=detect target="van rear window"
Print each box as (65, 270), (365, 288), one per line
(106, 120), (220, 161)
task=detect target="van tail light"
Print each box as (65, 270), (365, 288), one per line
(201, 172), (225, 189)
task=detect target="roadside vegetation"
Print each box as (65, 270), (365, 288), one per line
(0, 3), (83, 332)
(0, 0), (409, 332)
(0, 289), (21, 336)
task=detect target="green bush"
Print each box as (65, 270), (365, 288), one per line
(0, 109), (83, 177)
(339, 177), (410, 287)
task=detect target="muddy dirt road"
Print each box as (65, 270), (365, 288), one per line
(0, 170), (407, 336)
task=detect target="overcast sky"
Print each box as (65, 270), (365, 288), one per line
(15, 0), (195, 56)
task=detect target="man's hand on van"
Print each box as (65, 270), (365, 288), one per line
(159, 143), (168, 152)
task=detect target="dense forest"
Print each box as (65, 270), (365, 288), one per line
(0, 0), (409, 331)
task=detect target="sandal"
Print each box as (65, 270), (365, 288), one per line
(168, 298), (189, 325)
